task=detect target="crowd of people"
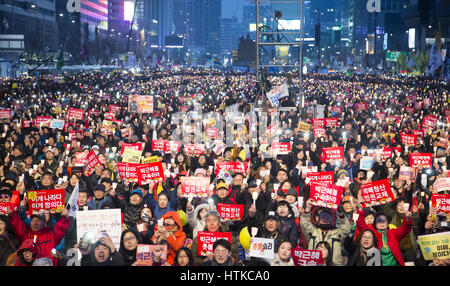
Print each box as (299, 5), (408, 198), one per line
(0, 68), (449, 267)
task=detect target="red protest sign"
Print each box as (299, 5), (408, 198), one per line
(404, 106), (415, 114)
(375, 112), (386, 120)
(74, 152), (88, 166)
(151, 140), (165, 152)
(88, 110), (100, 117)
(68, 108), (84, 120)
(433, 178), (450, 193)
(399, 166), (415, 181)
(22, 120), (33, 128)
(412, 129), (424, 137)
(136, 244), (168, 266)
(360, 179), (395, 208)
(217, 204), (244, 221)
(422, 115), (438, 128)
(312, 118), (339, 127)
(117, 162), (139, 182)
(331, 106), (342, 114)
(206, 127), (219, 139)
(35, 116), (51, 127)
(306, 171), (334, 185)
(356, 103), (367, 111)
(291, 247), (324, 266)
(69, 130), (84, 141)
(185, 144), (206, 156)
(0, 109), (11, 119)
(0, 202), (14, 215)
(180, 177), (210, 198)
(431, 194), (450, 214)
(409, 153), (432, 168)
(271, 142), (291, 155)
(85, 150), (102, 175)
(313, 126), (326, 138)
(164, 141), (182, 153)
(105, 112), (115, 121)
(380, 148), (393, 161)
(400, 133), (417, 146)
(120, 143), (144, 156)
(27, 189), (65, 214)
(215, 161), (248, 176)
(197, 232), (232, 256)
(109, 105), (121, 112)
(322, 147), (344, 162)
(309, 182), (344, 209)
(137, 162), (165, 184)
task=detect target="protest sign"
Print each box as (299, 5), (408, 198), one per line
(74, 152), (88, 167)
(271, 142), (291, 155)
(331, 106), (342, 114)
(380, 148), (393, 161)
(76, 209), (122, 250)
(164, 140), (182, 153)
(142, 156), (159, 164)
(185, 144), (206, 156)
(399, 166), (415, 181)
(312, 118), (339, 127)
(136, 162), (165, 184)
(22, 120), (33, 128)
(322, 147), (344, 162)
(306, 171), (334, 185)
(136, 244), (168, 266)
(109, 104), (121, 112)
(117, 162), (139, 182)
(50, 119), (65, 130)
(422, 115), (439, 128)
(400, 133), (417, 146)
(68, 108), (84, 120)
(297, 121), (311, 132)
(35, 116), (51, 127)
(128, 95), (154, 113)
(120, 143), (144, 156)
(431, 194), (450, 214)
(217, 204), (244, 221)
(409, 153), (433, 168)
(212, 142), (227, 155)
(300, 166), (318, 178)
(151, 140), (165, 152)
(68, 130), (84, 141)
(433, 178), (450, 193)
(105, 112), (115, 121)
(417, 232), (450, 261)
(313, 126), (326, 138)
(291, 247), (324, 266)
(0, 202), (14, 215)
(206, 127), (219, 139)
(375, 112), (386, 120)
(0, 109), (11, 119)
(249, 237), (274, 260)
(85, 150), (102, 175)
(27, 189), (65, 214)
(360, 179), (395, 208)
(360, 156), (374, 170)
(356, 102), (367, 111)
(121, 148), (143, 164)
(309, 182), (344, 209)
(180, 177), (210, 198)
(197, 231), (232, 256)
(215, 161), (248, 176)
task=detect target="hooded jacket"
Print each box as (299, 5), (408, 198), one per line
(186, 203), (211, 239)
(355, 209), (412, 266)
(151, 211), (186, 265)
(9, 211), (69, 266)
(299, 207), (351, 266)
(15, 238), (41, 266)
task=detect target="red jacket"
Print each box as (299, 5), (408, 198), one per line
(356, 209), (411, 266)
(9, 211), (69, 266)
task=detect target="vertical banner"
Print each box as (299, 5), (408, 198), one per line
(85, 150), (102, 175)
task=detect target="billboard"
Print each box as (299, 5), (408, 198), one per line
(81, 0), (108, 30)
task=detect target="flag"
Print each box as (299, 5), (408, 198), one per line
(66, 182), (79, 218)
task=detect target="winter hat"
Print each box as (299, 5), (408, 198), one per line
(130, 189), (143, 198)
(4, 173), (17, 184)
(285, 188), (298, 198)
(248, 180), (258, 188)
(194, 168), (207, 177)
(341, 195), (353, 205)
(94, 184), (106, 192)
(318, 209), (333, 224)
(265, 211), (279, 222)
(337, 169), (348, 178)
(216, 182), (228, 191)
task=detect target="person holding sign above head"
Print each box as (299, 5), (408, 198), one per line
(151, 211), (186, 265)
(203, 239), (240, 266)
(80, 232), (124, 266)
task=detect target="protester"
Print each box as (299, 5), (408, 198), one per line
(203, 239), (240, 266)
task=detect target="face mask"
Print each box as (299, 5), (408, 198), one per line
(438, 157), (446, 163)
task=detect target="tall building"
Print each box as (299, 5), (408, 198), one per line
(221, 16), (246, 59)
(205, 0), (221, 57)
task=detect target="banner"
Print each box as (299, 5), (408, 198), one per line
(433, 178), (450, 193)
(35, 116), (51, 127)
(322, 147), (344, 162)
(74, 152), (88, 167)
(249, 237), (274, 260)
(360, 179), (395, 208)
(68, 130), (84, 141)
(297, 121), (311, 132)
(136, 244), (168, 266)
(128, 95), (154, 113)
(313, 126), (326, 138)
(380, 148), (393, 161)
(309, 182), (344, 209)
(164, 141), (182, 153)
(356, 103), (367, 111)
(27, 189), (65, 214)
(0, 109), (11, 119)
(22, 120), (33, 128)
(271, 142), (291, 155)
(180, 177), (210, 198)
(409, 153), (433, 168)
(50, 119), (65, 130)
(142, 156), (159, 164)
(136, 162), (165, 184)
(76, 209), (122, 250)
(120, 143), (144, 156)
(197, 232), (232, 256)
(312, 118), (339, 127)
(185, 144), (206, 156)
(417, 232), (450, 261)
(0, 202), (14, 215)
(151, 140), (165, 152)
(85, 150), (102, 175)
(68, 108), (84, 120)
(105, 112), (115, 121)
(422, 115), (439, 128)
(217, 204), (244, 221)
(291, 247), (324, 266)
(431, 194), (450, 214)
(400, 133), (417, 146)
(306, 171), (334, 185)
(121, 148), (143, 164)
(399, 166), (415, 181)
(360, 156), (374, 170)
(215, 161), (248, 176)
(117, 162), (139, 182)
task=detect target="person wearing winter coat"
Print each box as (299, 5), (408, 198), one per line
(122, 189), (145, 231)
(151, 211), (186, 265)
(144, 188), (177, 220)
(80, 233), (124, 266)
(345, 228), (382, 266)
(270, 237), (295, 266)
(119, 229), (142, 266)
(85, 184), (114, 210)
(0, 215), (19, 266)
(299, 198), (351, 266)
(203, 239), (241, 266)
(14, 238), (41, 266)
(186, 202), (212, 239)
(272, 200), (299, 247)
(210, 182), (234, 205)
(7, 206), (69, 266)
(355, 207), (413, 266)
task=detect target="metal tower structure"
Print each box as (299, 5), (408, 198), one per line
(255, 0), (304, 110)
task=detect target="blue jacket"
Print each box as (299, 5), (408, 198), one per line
(143, 191), (177, 220)
(86, 195), (113, 210)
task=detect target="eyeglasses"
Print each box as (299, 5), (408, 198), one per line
(123, 236), (136, 242)
(163, 222), (175, 227)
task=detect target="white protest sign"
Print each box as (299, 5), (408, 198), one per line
(249, 237), (274, 260)
(360, 156), (374, 170)
(76, 209), (122, 250)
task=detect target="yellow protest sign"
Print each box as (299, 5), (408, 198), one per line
(142, 156), (159, 164)
(418, 232), (450, 260)
(297, 121), (311, 132)
(122, 147), (143, 164)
